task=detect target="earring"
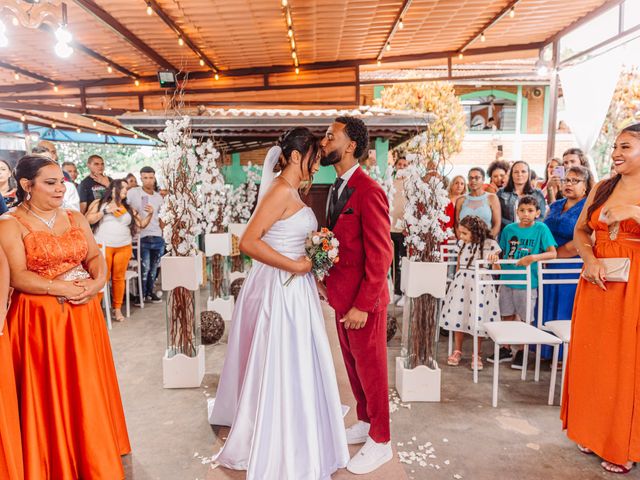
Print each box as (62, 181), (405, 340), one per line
(26, 192), (31, 201)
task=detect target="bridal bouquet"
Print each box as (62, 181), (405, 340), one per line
(285, 228), (340, 286)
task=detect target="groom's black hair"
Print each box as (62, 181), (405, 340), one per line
(335, 116), (369, 159)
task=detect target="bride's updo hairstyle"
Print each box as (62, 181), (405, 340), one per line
(14, 154), (59, 205)
(276, 127), (319, 175)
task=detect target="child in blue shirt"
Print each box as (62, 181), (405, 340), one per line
(488, 195), (557, 369)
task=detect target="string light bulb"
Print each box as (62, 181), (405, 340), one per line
(92, 120), (97, 127)
(63, 112), (68, 118)
(199, 59), (205, 67)
(214, 73), (219, 81)
(133, 134), (138, 139)
(178, 37), (184, 46)
(291, 38), (295, 49)
(291, 50), (297, 59)
(399, 19), (404, 30)
(295, 67), (299, 75)
(14, 72), (19, 80)
(146, 4), (153, 15)
(115, 128), (120, 134)
(53, 85), (59, 92)
(288, 28), (293, 38)
(458, 52), (464, 59)
(386, 43), (391, 51)
(76, 128), (81, 133)
(509, 7), (515, 18)
(377, 59), (382, 66)
(281, 0), (288, 6)
(135, 79), (140, 87)
(20, 115), (25, 122)
(480, 32), (486, 42)
(51, 123), (56, 129)
(107, 65), (113, 73)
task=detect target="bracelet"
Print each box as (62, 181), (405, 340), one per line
(583, 243), (593, 248)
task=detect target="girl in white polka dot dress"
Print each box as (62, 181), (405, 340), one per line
(440, 215), (501, 371)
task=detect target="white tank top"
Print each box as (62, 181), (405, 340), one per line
(95, 210), (133, 248)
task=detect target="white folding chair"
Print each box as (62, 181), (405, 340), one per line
(476, 260), (562, 407)
(99, 244), (112, 330)
(438, 240), (460, 355)
(537, 258), (583, 403)
(125, 236), (144, 317)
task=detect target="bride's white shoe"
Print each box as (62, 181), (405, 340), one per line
(345, 420), (370, 444)
(347, 436), (393, 474)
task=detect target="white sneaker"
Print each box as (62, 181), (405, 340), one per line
(347, 436), (393, 474)
(396, 297), (405, 307)
(345, 421), (370, 444)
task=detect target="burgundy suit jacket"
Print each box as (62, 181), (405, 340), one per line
(325, 167), (393, 316)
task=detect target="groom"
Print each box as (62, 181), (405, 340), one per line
(320, 116), (394, 474)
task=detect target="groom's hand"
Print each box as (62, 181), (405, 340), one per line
(341, 307), (368, 330)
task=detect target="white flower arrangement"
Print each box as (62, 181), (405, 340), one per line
(197, 139), (228, 234)
(225, 162), (262, 224)
(158, 116), (203, 257)
(402, 153), (452, 262)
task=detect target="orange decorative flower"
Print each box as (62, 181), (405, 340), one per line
(334, 257), (339, 263)
(321, 227), (329, 234)
(322, 243), (331, 252)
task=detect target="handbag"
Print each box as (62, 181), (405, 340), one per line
(601, 258), (631, 282)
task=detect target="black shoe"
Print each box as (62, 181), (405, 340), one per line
(440, 327), (449, 338)
(487, 347), (512, 364)
(132, 296), (142, 307)
(147, 292), (162, 304)
(511, 349), (525, 370)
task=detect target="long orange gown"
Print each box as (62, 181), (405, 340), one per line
(0, 323), (23, 480)
(561, 206), (640, 465)
(6, 211), (131, 479)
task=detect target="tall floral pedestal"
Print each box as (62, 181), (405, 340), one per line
(396, 258), (448, 402)
(204, 233), (234, 320)
(161, 254), (204, 389)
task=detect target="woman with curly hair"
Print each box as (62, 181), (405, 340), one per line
(441, 215), (501, 371)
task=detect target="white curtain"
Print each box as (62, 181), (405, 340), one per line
(559, 47), (623, 176)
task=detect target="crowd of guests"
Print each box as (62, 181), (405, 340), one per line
(431, 124), (640, 475)
(0, 138), (174, 478)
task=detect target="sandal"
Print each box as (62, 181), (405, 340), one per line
(447, 350), (462, 366)
(470, 355), (483, 371)
(114, 314), (125, 322)
(577, 444), (594, 455)
(601, 461), (635, 474)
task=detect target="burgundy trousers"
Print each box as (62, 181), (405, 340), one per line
(335, 309), (390, 443)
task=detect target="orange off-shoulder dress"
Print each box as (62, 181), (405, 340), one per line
(6, 211), (131, 480)
(561, 206), (640, 465)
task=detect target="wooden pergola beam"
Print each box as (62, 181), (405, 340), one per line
(0, 102), (126, 116)
(459, 0), (521, 53)
(376, 0), (413, 61)
(146, 0), (219, 73)
(0, 40), (546, 96)
(72, 0), (177, 71)
(0, 61), (55, 84)
(544, 0), (624, 44)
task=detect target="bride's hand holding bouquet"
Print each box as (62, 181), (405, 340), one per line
(285, 228), (340, 286)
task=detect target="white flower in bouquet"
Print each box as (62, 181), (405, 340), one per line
(312, 235), (321, 245)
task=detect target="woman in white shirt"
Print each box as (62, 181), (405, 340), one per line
(86, 179), (153, 321)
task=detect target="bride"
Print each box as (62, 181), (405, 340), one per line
(209, 127), (350, 479)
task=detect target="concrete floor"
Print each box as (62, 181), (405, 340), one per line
(110, 294), (621, 480)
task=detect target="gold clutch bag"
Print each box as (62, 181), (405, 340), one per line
(601, 258), (630, 282)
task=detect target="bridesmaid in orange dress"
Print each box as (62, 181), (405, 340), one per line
(0, 244), (23, 480)
(562, 123), (640, 474)
(0, 155), (131, 480)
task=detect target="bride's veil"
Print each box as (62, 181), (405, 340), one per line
(256, 145), (282, 203)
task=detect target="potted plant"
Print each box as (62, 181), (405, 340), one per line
(158, 116), (205, 389)
(378, 81), (465, 401)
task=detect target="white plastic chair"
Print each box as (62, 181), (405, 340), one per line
(537, 258), (583, 403)
(476, 260), (562, 407)
(438, 240), (460, 355)
(99, 243), (112, 330)
(125, 236), (144, 317)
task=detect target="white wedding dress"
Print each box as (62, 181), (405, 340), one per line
(209, 204), (350, 479)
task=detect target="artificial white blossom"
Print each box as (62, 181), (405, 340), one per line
(365, 164), (396, 218)
(224, 162), (261, 224)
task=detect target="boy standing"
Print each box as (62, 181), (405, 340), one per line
(489, 195), (557, 369)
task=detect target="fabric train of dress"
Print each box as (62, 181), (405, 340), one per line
(210, 206), (349, 480)
(6, 211), (131, 480)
